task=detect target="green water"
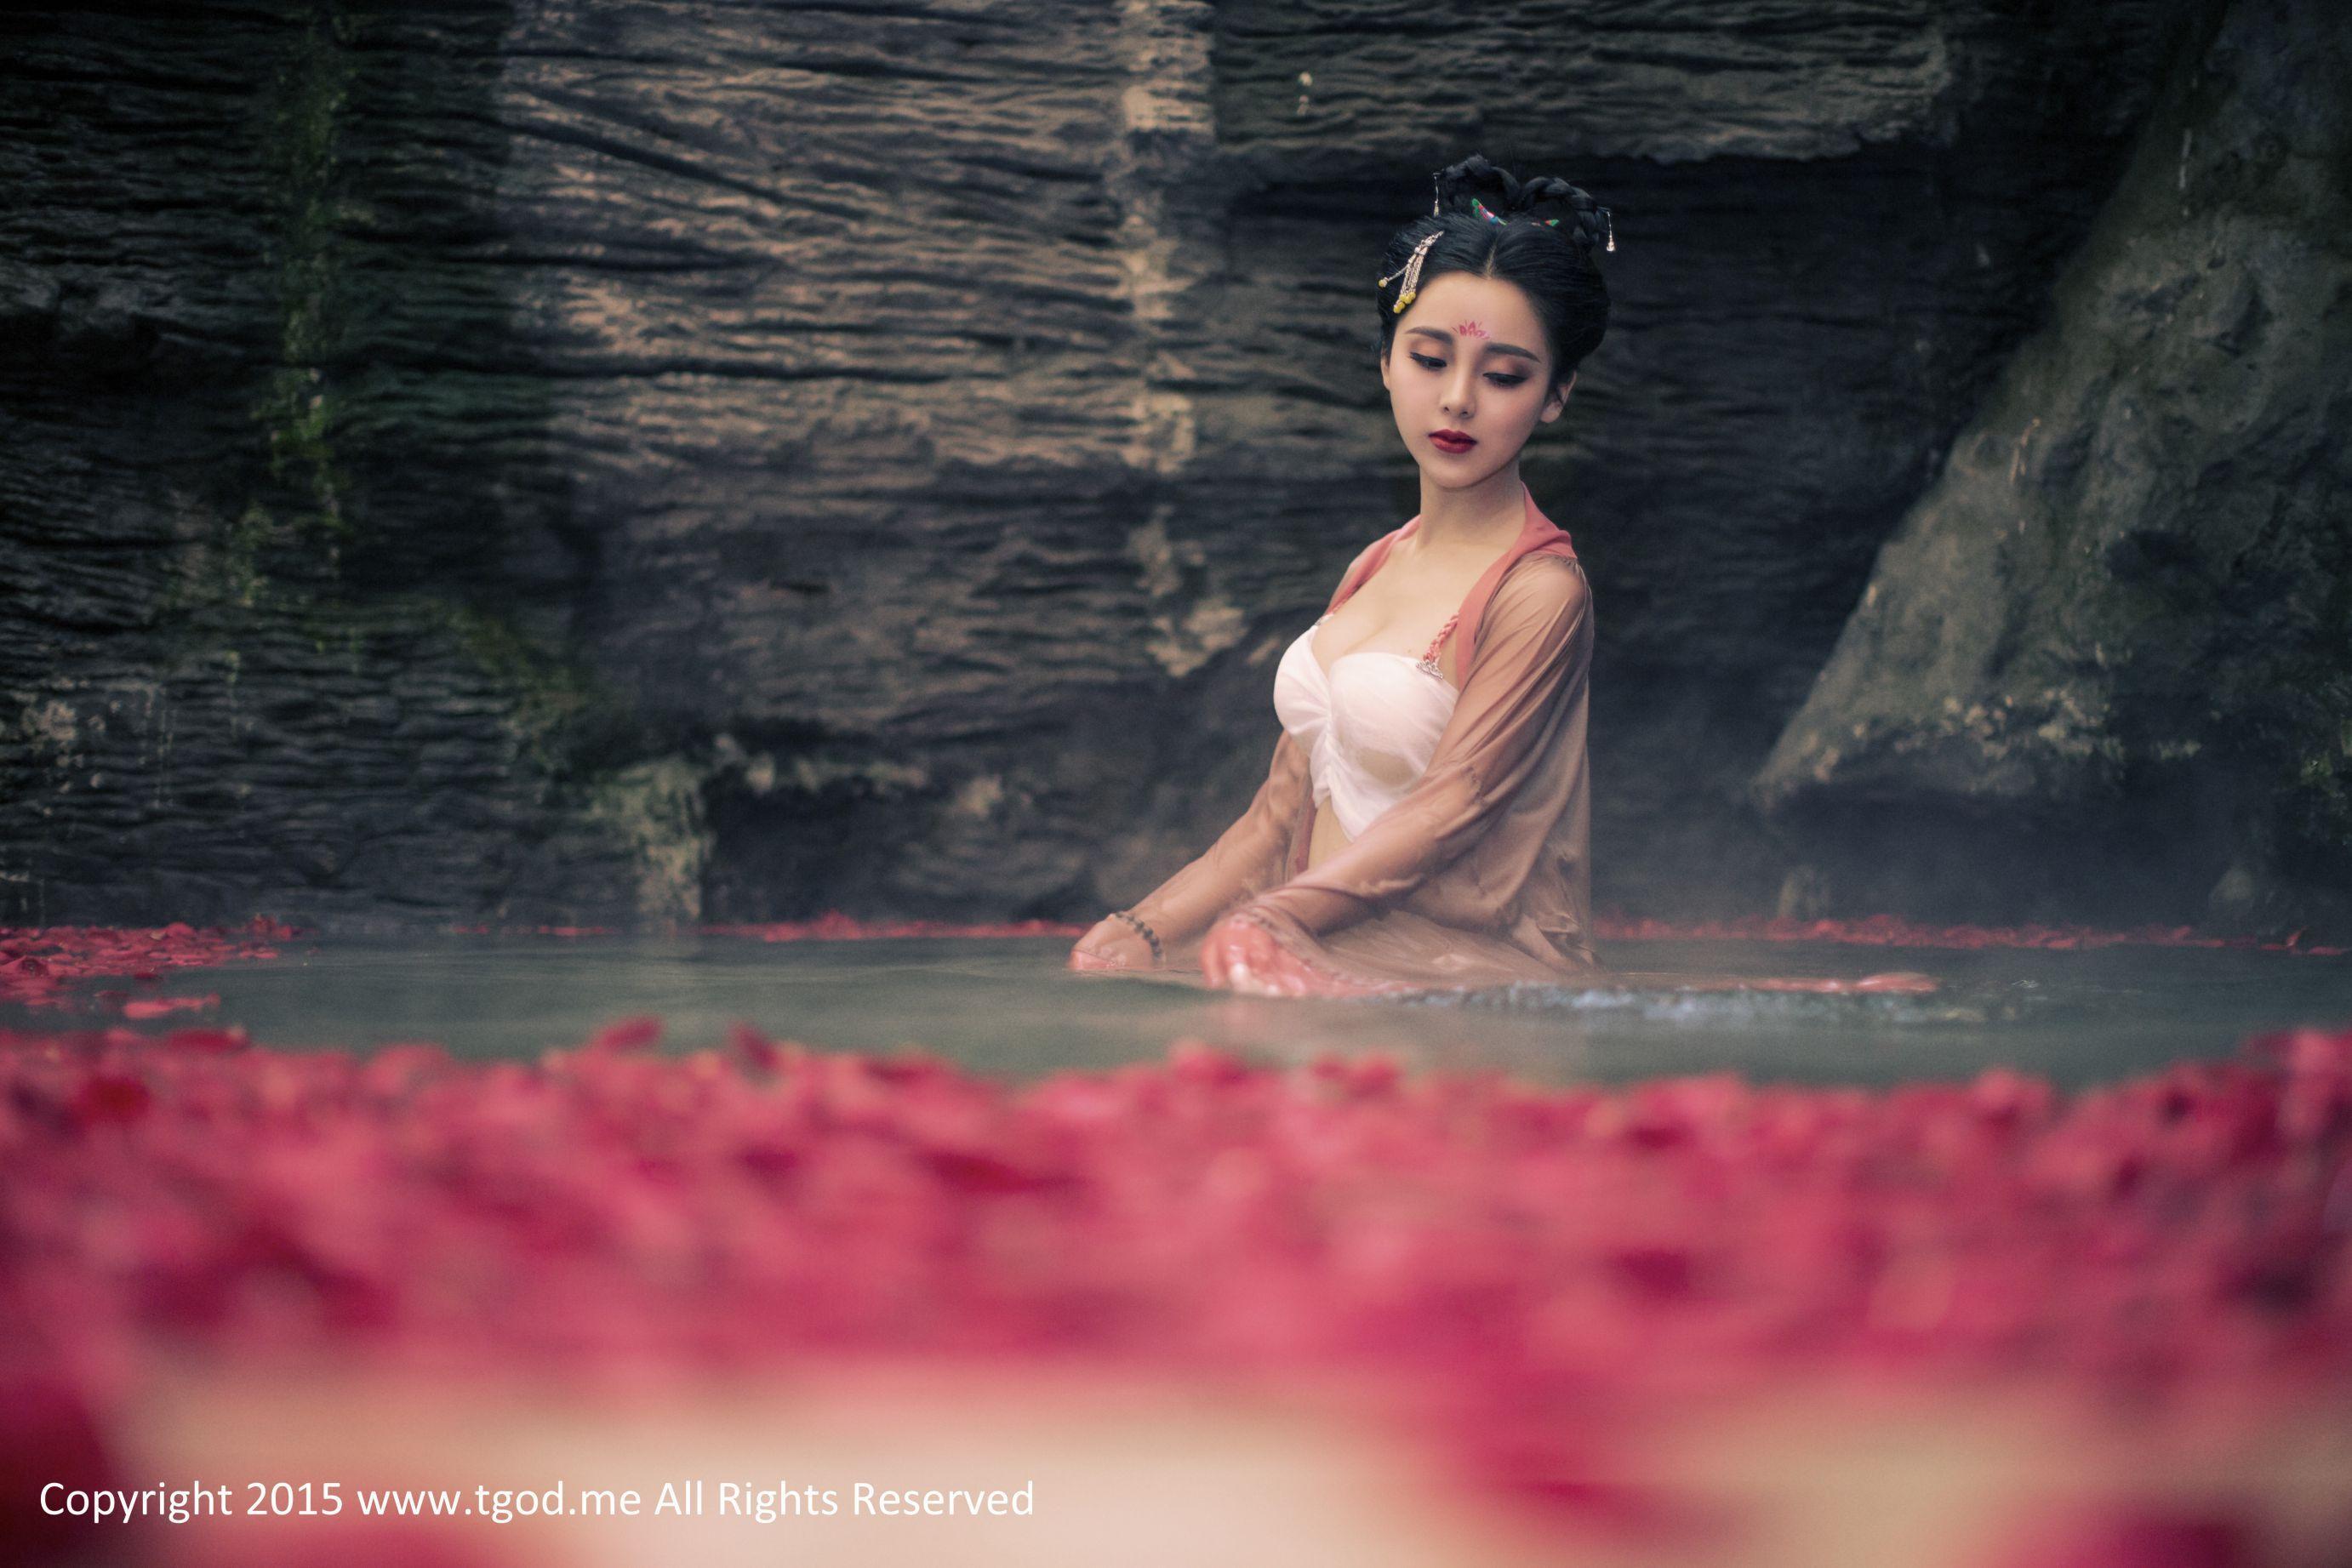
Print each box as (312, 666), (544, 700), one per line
(18, 933), (2351, 1088)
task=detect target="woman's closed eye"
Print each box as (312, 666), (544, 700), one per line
(1409, 352), (1527, 388)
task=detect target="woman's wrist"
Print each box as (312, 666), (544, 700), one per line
(1109, 909), (1164, 967)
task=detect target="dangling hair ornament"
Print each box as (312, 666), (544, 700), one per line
(1368, 173), (1446, 314)
(1540, 204), (1617, 252)
(1378, 229), (1442, 314)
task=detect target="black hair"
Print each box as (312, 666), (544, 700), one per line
(1374, 154), (1613, 397)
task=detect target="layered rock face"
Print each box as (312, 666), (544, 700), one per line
(11, 0), (2320, 934)
(1754, 0), (2352, 934)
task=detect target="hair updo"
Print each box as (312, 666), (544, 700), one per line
(1373, 154), (1613, 396)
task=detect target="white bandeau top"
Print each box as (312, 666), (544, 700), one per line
(1272, 611), (1459, 840)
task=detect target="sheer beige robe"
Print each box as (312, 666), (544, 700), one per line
(1124, 482), (1600, 992)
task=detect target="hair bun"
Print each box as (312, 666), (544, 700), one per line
(1430, 154), (1521, 220)
(1433, 157), (1613, 256)
(1515, 174), (1613, 255)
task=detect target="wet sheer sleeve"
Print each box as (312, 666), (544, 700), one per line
(1235, 556), (1591, 942)
(1120, 538), (1390, 964)
(1123, 727), (1312, 964)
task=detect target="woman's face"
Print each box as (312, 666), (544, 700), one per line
(1379, 271), (1573, 488)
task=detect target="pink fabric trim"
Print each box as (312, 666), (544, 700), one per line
(1421, 612), (1459, 666)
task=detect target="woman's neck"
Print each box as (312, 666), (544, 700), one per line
(1413, 464), (1526, 556)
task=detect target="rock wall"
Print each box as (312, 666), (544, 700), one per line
(1, 0), (2234, 931)
(1754, 0), (2352, 935)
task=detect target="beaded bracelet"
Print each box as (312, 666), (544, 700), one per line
(1109, 909), (1163, 967)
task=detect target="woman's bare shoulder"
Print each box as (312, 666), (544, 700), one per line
(1330, 529), (1405, 596)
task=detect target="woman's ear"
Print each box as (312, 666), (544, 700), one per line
(1543, 369), (1576, 423)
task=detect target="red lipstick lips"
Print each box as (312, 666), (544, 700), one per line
(1430, 430), (1476, 453)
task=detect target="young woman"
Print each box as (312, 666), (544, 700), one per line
(1069, 156), (1613, 998)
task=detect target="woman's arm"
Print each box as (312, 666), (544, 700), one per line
(1082, 538), (1388, 969)
(1229, 556), (1592, 944)
(1119, 727), (1313, 965)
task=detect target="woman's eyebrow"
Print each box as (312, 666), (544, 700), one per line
(1403, 325), (1539, 362)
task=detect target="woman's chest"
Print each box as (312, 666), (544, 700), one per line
(1316, 566), (1479, 686)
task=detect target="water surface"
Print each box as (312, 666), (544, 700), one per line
(26, 932), (2350, 1088)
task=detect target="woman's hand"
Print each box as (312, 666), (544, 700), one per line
(1200, 912), (1401, 998)
(1068, 915), (1159, 973)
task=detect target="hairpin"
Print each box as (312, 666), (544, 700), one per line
(1377, 230), (1442, 313)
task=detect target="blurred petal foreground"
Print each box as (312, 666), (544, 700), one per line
(4, 978), (2349, 1568)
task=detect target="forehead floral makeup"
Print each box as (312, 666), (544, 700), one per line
(1454, 321), (1488, 338)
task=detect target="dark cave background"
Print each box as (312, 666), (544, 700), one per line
(3, 0), (2346, 938)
